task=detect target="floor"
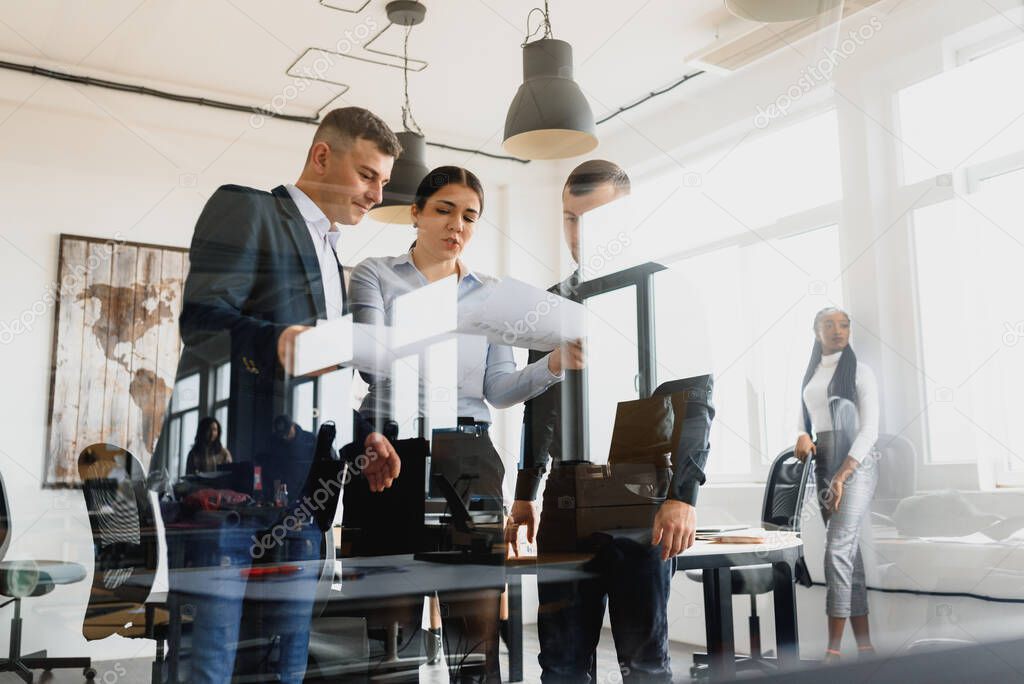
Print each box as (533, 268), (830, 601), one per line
(0, 630), (702, 682)
(503, 627), (701, 683)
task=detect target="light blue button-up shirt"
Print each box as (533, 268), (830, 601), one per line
(348, 251), (563, 423)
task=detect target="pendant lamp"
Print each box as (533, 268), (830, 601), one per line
(367, 1), (429, 225)
(367, 130), (428, 224)
(502, 4), (597, 160)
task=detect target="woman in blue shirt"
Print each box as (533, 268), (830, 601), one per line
(349, 166), (582, 505)
(349, 166), (582, 681)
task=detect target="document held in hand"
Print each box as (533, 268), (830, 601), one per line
(292, 315), (354, 376)
(458, 277), (586, 351)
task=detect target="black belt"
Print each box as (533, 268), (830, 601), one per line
(442, 417), (490, 435)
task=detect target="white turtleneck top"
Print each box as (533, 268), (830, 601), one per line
(797, 351), (879, 463)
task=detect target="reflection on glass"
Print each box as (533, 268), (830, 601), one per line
(585, 286), (639, 462)
(292, 381), (315, 433)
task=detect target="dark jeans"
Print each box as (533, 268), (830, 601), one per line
(537, 536), (673, 683)
(170, 522), (322, 684)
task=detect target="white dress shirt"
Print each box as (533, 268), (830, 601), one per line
(348, 251), (563, 423)
(285, 184), (345, 319)
(798, 351), (880, 462)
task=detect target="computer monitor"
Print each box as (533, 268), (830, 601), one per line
(215, 462), (254, 496)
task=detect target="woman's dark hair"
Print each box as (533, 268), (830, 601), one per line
(191, 416), (224, 455)
(801, 307), (859, 435)
(413, 166), (485, 216)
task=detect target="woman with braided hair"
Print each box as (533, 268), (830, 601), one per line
(794, 307), (880, 663)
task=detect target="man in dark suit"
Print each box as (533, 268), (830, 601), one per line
(163, 107), (403, 683)
(505, 160), (713, 682)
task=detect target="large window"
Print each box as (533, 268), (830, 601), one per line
(628, 109), (842, 263)
(636, 110), (843, 480)
(163, 360), (231, 478)
(900, 35), (1024, 480)
(653, 225), (843, 478)
(912, 167), (1024, 471)
(897, 38), (1024, 186)
(166, 372), (200, 478)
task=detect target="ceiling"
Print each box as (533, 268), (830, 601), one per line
(0, 0), (728, 156)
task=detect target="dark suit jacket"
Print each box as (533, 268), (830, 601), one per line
(165, 184), (371, 475)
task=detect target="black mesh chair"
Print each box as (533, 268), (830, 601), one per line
(686, 447), (811, 677)
(0, 468), (94, 681)
(79, 443), (173, 684)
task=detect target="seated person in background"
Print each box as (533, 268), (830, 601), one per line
(255, 414), (316, 504)
(349, 165), (584, 682)
(505, 160), (713, 683)
(184, 416), (232, 474)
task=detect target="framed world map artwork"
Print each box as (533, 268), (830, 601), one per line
(45, 234), (189, 487)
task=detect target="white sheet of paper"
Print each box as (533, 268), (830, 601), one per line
(317, 366), (353, 448)
(292, 315), (353, 376)
(457, 277), (586, 351)
(351, 322), (395, 375)
(424, 337), (459, 432)
(350, 323), (460, 376)
(391, 273), (458, 348)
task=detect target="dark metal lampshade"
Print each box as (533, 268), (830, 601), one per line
(368, 131), (429, 225)
(503, 38), (598, 160)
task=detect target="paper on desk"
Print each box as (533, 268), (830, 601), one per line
(292, 315), (353, 376)
(695, 527), (770, 544)
(458, 277), (586, 351)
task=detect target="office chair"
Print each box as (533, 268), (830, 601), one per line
(872, 432), (917, 510)
(686, 447), (811, 678)
(652, 374), (715, 456)
(0, 468), (94, 682)
(78, 443), (174, 684)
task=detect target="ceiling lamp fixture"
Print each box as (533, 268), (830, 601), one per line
(368, 1), (430, 225)
(502, 1), (597, 160)
(725, 0), (845, 23)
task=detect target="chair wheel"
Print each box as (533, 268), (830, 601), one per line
(84, 666), (97, 679)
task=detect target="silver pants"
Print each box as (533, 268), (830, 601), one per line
(814, 431), (878, 618)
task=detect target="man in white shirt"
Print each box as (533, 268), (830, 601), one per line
(166, 107), (403, 683)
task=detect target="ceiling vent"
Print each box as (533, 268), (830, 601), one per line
(688, 0), (882, 72)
